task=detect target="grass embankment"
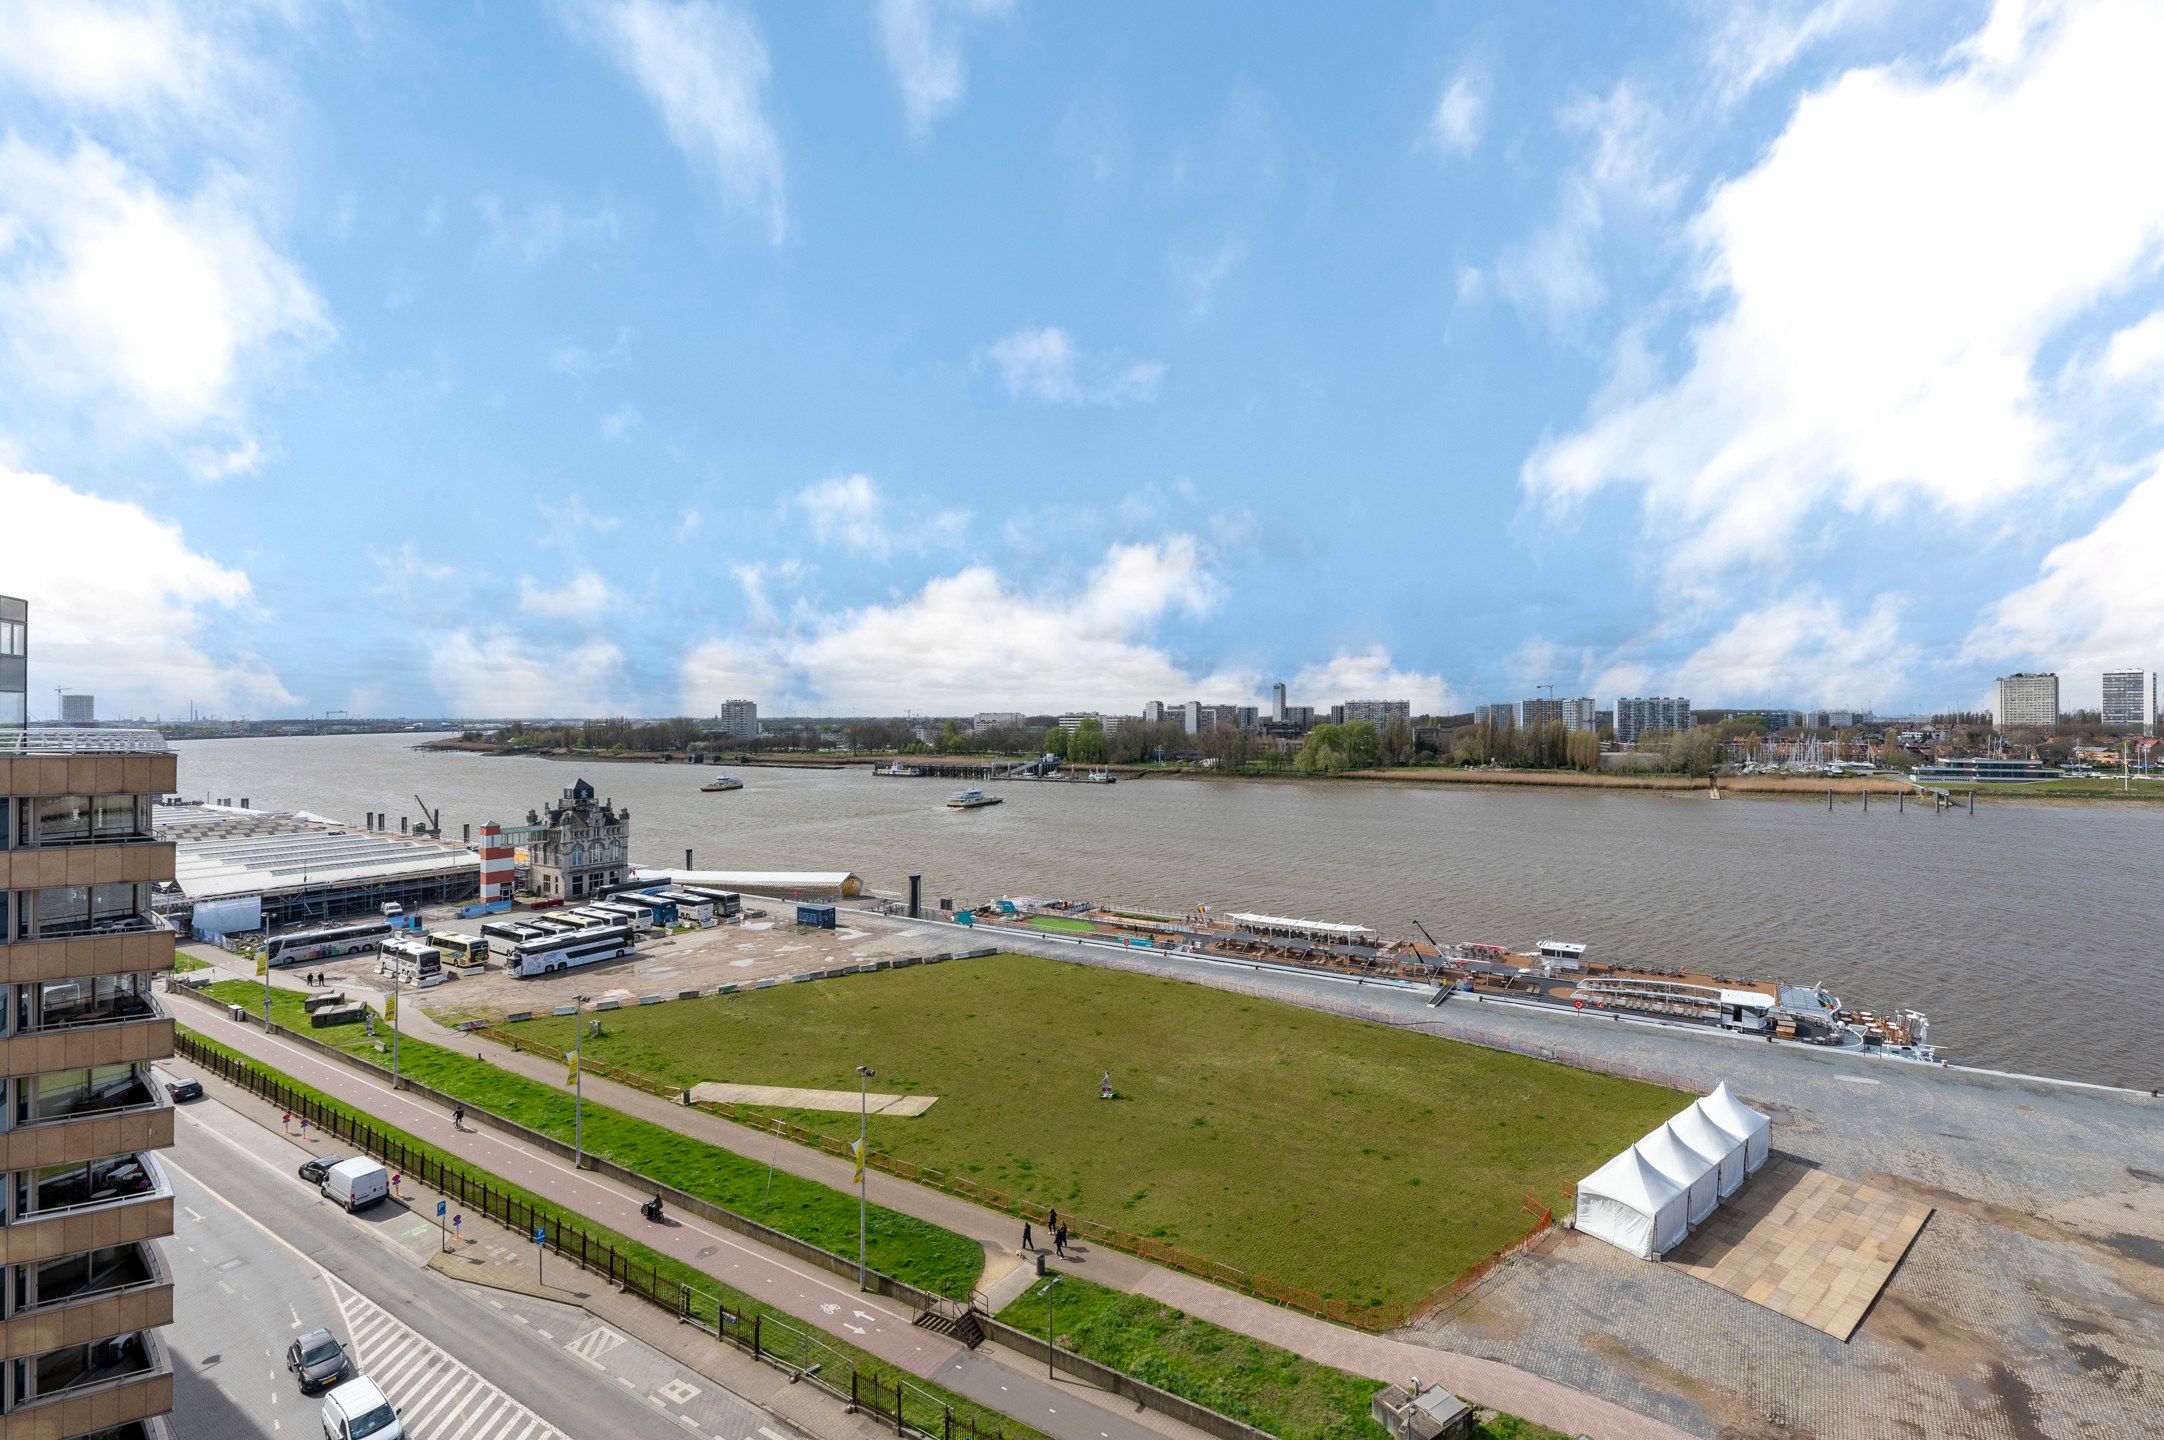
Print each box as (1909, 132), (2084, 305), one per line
(996, 1275), (1561, 1440)
(196, 981), (984, 1299)
(505, 955), (1683, 1310)
(177, 1026), (1042, 1440)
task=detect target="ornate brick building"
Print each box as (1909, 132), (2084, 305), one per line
(523, 779), (629, 900)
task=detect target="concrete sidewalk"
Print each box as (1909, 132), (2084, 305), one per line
(189, 954), (1684, 1440)
(168, 1005), (1212, 1440)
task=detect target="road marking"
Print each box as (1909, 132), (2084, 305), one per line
(184, 1205), (206, 1221)
(567, 1325), (629, 1365)
(331, 1277), (568, 1440)
(657, 1378), (702, 1404)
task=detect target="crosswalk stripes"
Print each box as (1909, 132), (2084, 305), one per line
(330, 1276), (567, 1440)
(566, 1324), (629, 1366)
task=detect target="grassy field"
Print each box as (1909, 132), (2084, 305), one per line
(1024, 916), (1095, 934)
(195, 981), (985, 1298)
(507, 955), (1683, 1309)
(176, 1027), (1043, 1440)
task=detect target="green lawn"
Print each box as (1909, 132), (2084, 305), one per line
(177, 1026), (1042, 1440)
(196, 981), (985, 1299)
(506, 955), (1683, 1310)
(1024, 916), (1095, 934)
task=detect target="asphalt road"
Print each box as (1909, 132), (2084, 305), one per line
(162, 1083), (804, 1440)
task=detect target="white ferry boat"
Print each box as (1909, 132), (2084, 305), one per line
(945, 787), (1002, 810)
(700, 775), (744, 792)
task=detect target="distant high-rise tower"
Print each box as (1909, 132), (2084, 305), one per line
(2101, 669), (2151, 732)
(59, 693), (94, 724)
(715, 699), (759, 740)
(1995, 673), (2060, 729)
(1271, 682), (1287, 723)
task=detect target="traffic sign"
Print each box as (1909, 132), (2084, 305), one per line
(533, 1226), (546, 1245)
(436, 1199), (447, 1218)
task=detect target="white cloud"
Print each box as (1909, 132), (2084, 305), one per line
(1522, 2), (2164, 576)
(1, 465), (294, 715)
(1168, 232), (1245, 322)
(539, 495), (622, 549)
(0, 0), (243, 131)
(599, 402), (643, 441)
(793, 473), (889, 555)
(1427, 65), (1488, 156)
(429, 630), (630, 717)
(1290, 646), (1457, 716)
(680, 536), (1246, 713)
(1674, 590), (1917, 707)
(0, 135), (330, 443)
(1702, 0), (1885, 104)
(876, 0), (1009, 139)
(571, 0), (785, 242)
(1495, 84), (1677, 329)
(1965, 454), (2164, 690)
(2101, 309), (2164, 384)
(475, 196), (621, 265)
(372, 543), (455, 590)
(519, 570), (622, 619)
(987, 327), (1165, 406)
(549, 326), (633, 378)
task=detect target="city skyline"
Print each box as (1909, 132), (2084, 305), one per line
(5, 3), (2164, 720)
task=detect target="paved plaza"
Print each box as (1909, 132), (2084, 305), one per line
(1664, 1160), (1933, 1340)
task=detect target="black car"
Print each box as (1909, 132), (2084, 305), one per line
(165, 1078), (204, 1103)
(286, 1328), (350, 1393)
(297, 1154), (346, 1184)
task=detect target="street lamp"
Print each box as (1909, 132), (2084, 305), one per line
(856, 1065), (874, 1290)
(1037, 1275), (1061, 1378)
(389, 975), (402, 1087)
(572, 994), (592, 1166)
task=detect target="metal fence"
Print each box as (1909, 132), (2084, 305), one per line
(175, 1031), (1004, 1440)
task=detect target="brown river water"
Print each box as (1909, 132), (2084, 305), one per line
(172, 732), (2164, 1088)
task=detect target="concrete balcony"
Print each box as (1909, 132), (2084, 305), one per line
(0, 1329), (172, 1440)
(0, 932), (173, 988)
(0, 1244), (172, 1361)
(0, 1155), (175, 1267)
(0, 842), (175, 894)
(0, 1002), (174, 1081)
(0, 1084), (173, 1175)
(0, 752), (175, 801)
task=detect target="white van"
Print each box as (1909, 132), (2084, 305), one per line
(321, 1375), (403, 1439)
(320, 1157), (389, 1212)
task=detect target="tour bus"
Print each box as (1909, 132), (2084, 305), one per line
(506, 921), (635, 978)
(263, 918), (392, 968)
(614, 892), (679, 927)
(521, 914), (591, 935)
(426, 931), (490, 968)
(679, 886), (744, 922)
(376, 937), (445, 988)
(654, 889), (714, 926)
(480, 920), (545, 946)
(587, 901), (653, 934)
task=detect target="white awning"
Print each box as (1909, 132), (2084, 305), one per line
(1222, 911), (1377, 938)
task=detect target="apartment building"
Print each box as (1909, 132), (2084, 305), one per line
(0, 596), (178, 1440)
(1615, 696), (1693, 744)
(1520, 696), (1598, 733)
(2101, 669), (2152, 733)
(712, 699), (758, 740)
(1333, 700), (1411, 727)
(1995, 672), (2060, 730)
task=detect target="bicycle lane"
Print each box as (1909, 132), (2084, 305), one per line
(173, 1017), (1188, 1440)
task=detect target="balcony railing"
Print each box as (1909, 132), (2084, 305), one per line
(0, 728), (169, 756)
(19, 990), (164, 1034)
(16, 1073), (168, 1128)
(21, 913), (169, 942)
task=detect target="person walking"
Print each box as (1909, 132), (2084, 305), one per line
(1055, 1224), (1068, 1259)
(1022, 1221), (1034, 1253)
(1047, 1207), (1059, 1233)
(452, 1105), (465, 1132)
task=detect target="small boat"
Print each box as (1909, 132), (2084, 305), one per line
(877, 763), (924, 777)
(945, 787), (1002, 809)
(699, 775), (744, 793)
(1083, 770), (1117, 784)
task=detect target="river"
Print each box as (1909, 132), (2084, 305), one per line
(169, 732), (2163, 1088)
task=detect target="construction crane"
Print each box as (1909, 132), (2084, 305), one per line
(413, 794), (441, 836)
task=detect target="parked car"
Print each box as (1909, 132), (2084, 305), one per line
(297, 1154), (347, 1184)
(164, 1078), (204, 1102)
(320, 1375), (402, 1439)
(320, 1157), (389, 1212)
(286, 1328), (351, 1393)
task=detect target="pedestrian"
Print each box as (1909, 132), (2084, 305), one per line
(1022, 1221), (1034, 1253)
(1047, 1206), (1059, 1232)
(452, 1105), (466, 1132)
(453, 1213), (463, 1241)
(1055, 1224), (1068, 1259)
(391, 1172), (402, 1199)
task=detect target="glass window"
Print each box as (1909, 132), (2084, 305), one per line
(91, 882), (139, 925)
(22, 974), (150, 1031)
(92, 795), (141, 838)
(21, 1064), (142, 1123)
(34, 796), (91, 844)
(0, 620), (23, 657)
(0, 691), (20, 726)
(17, 1332), (151, 1400)
(20, 1153), (155, 1215)
(0, 798), (9, 851)
(36, 886), (88, 936)
(15, 1244), (151, 1308)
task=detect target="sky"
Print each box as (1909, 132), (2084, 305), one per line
(3, 0), (2163, 722)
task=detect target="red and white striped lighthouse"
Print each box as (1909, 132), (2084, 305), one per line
(478, 822), (515, 903)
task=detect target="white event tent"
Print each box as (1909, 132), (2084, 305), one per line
(1698, 1082), (1772, 1175)
(1638, 1122), (1721, 1224)
(1671, 1103), (1748, 1198)
(1575, 1146), (1690, 1259)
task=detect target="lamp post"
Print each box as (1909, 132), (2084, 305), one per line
(1037, 1276), (1061, 1378)
(573, 994), (591, 1166)
(856, 1065), (874, 1289)
(389, 977), (401, 1087)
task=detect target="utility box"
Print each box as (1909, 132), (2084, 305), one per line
(796, 903), (836, 929)
(1370, 1384), (1473, 1440)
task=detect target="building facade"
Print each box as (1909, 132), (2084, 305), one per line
(1335, 700), (1411, 728)
(2101, 669), (2152, 732)
(56, 698), (92, 726)
(1615, 696), (1692, 744)
(1270, 682), (1287, 723)
(1520, 697), (1598, 733)
(1473, 702), (1517, 728)
(1995, 673), (2060, 730)
(523, 780), (630, 900)
(713, 700), (758, 741)
(0, 597), (178, 1440)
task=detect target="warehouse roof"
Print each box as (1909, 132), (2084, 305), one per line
(157, 803), (476, 901)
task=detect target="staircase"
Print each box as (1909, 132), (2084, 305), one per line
(913, 1304), (987, 1350)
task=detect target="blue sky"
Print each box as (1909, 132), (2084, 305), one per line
(4, 0), (2163, 720)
